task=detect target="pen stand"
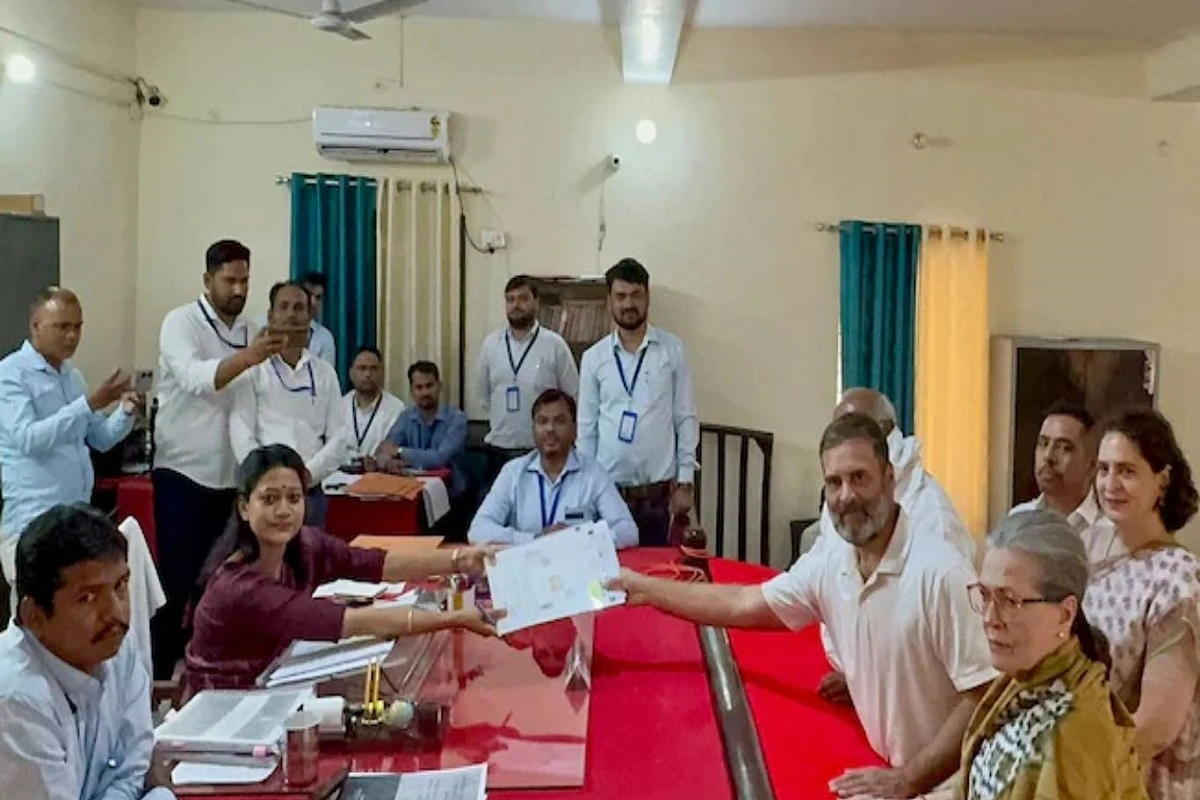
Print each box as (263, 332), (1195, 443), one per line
(342, 699), (449, 748)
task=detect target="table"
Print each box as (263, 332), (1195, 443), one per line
(182, 549), (885, 799)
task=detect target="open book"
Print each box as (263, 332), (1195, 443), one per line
(155, 688), (311, 764)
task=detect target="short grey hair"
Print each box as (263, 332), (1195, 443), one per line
(987, 509), (1111, 668)
(839, 387), (897, 428)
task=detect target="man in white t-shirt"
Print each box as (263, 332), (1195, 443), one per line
(342, 345), (404, 460)
(151, 239), (285, 678)
(229, 282), (344, 528)
(1009, 400), (1121, 565)
(609, 413), (996, 799)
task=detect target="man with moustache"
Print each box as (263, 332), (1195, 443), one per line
(151, 239), (285, 677)
(0, 288), (139, 601)
(0, 504), (175, 800)
(477, 275), (578, 482)
(342, 346), (404, 461)
(577, 259), (699, 546)
(1010, 400), (1121, 564)
(469, 389), (637, 548)
(608, 414), (995, 799)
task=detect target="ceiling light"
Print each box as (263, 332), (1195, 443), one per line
(4, 54), (35, 83)
(636, 119), (657, 145)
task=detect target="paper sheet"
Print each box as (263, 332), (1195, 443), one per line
(312, 579), (407, 600)
(399, 763), (487, 800)
(171, 762), (276, 785)
(486, 522), (625, 636)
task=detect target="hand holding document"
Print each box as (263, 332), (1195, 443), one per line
(485, 522), (625, 636)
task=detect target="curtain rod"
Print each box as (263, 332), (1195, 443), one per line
(815, 221), (1006, 243)
(275, 174), (483, 193)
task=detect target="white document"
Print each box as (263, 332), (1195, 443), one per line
(171, 762), (276, 785)
(398, 763), (487, 800)
(264, 637), (395, 688)
(312, 579), (406, 600)
(486, 522), (625, 636)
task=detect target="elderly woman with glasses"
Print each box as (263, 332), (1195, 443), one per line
(920, 510), (1147, 800)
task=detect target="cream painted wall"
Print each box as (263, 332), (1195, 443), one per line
(0, 0), (140, 382)
(134, 11), (1200, 560)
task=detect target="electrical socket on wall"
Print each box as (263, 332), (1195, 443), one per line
(481, 230), (508, 250)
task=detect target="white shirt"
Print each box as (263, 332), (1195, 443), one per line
(1010, 490), (1124, 566)
(762, 512), (997, 768)
(477, 323), (579, 449)
(229, 351), (346, 484)
(341, 390), (404, 459)
(577, 327), (699, 485)
(155, 295), (257, 489)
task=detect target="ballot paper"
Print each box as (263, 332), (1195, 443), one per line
(339, 764), (487, 800)
(485, 522), (625, 636)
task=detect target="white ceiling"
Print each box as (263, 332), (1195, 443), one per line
(136, 0), (1200, 43)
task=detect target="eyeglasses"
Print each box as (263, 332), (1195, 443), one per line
(967, 583), (1060, 619)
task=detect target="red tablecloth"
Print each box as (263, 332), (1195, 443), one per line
(325, 495), (421, 539)
(179, 550), (883, 800)
(708, 559), (887, 799)
(96, 475), (157, 560)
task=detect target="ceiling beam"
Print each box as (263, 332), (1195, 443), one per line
(1147, 32), (1200, 102)
(609, 0), (688, 85)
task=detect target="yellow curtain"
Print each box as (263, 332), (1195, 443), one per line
(915, 226), (990, 537)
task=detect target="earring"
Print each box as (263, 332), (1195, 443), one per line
(1057, 630), (1067, 640)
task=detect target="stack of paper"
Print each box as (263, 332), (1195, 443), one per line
(339, 764), (488, 800)
(485, 522), (626, 636)
(155, 688), (311, 766)
(260, 637), (396, 688)
(313, 579), (407, 601)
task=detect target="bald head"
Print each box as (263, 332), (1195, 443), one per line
(833, 388), (897, 436)
(29, 287), (83, 368)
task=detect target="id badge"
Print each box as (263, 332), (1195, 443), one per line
(506, 385), (521, 413)
(564, 507), (587, 524)
(618, 410), (638, 443)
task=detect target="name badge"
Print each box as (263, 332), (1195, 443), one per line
(564, 507), (587, 524)
(506, 385), (521, 413)
(618, 410), (638, 443)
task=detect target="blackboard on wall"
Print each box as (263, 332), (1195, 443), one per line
(0, 214), (61, 354)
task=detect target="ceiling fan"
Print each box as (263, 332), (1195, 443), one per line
(224, 0), (427, 41)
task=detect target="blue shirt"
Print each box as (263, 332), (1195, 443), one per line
(0, 342), (133, 538)
(308, 321), (337, 372)
(468, 450), (638, 548)
(0, 626), (175, 800)
(384, 405), (468, 496)
(577, 326), (699, 486)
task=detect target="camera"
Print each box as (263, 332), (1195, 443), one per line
(607, 153), (621, 171)
(146, 86), (164, 108)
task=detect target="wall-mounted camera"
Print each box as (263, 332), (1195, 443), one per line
(132, 77), (165, 109)
(607, 153), (621, 172)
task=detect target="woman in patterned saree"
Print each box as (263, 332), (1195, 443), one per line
(1086, 407), (1200, 800)
(922, 510), (1147, 800)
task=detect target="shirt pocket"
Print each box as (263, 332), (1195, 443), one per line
(27, 373), (70, 418)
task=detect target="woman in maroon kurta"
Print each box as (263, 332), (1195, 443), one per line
(183, 443), (497, 694)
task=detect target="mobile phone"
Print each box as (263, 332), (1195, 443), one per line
(134, 369), (153, 393)
(269, 326), (309, 350)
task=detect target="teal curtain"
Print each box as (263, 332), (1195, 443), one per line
(839, 220), (920, 432)
(289, 172), (378, 383)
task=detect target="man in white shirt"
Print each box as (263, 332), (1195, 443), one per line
(151, 239), (285, 678)
(342, 345), (404, 460)
(300, 271), (337, 372)
(1010, 400), (1120, 565)
(609, 414), (995, 799)
(577, 259), (699, 546)
(813, 387), (975, 705)
(477, 275), (579, 480)
(230, 282), (344, 528)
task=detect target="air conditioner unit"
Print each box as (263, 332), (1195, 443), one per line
(312, 106), (451, 164)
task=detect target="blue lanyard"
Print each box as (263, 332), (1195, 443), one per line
(196, 300), (247, 349)
(270, 357), (316, 397)
(414, 418), (434, 449)
(352, 396), (382, 448)
(505, 327), (540, 380)
(537, 471), (568, 529)
(614, 346), (648, 397)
